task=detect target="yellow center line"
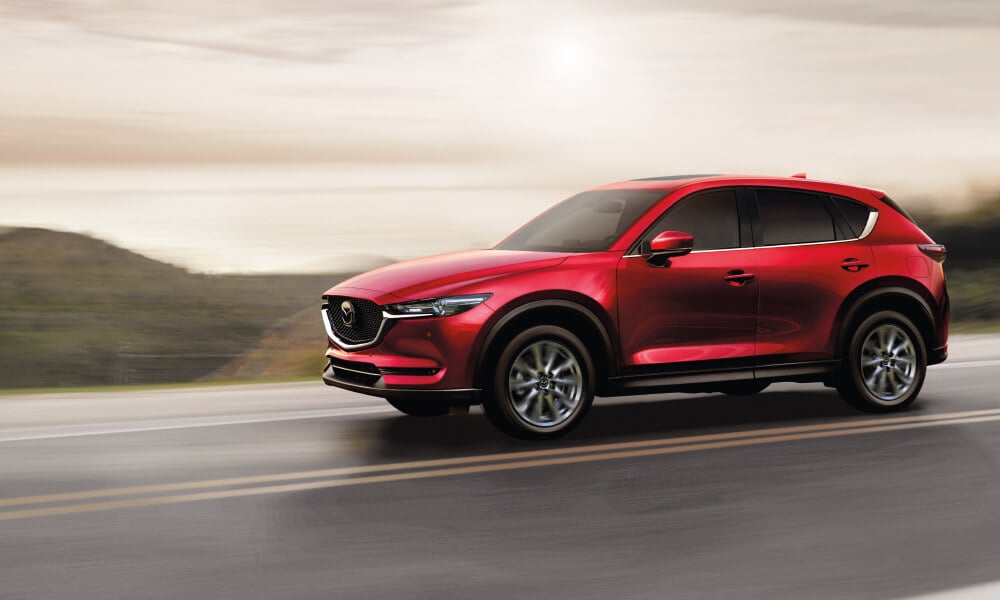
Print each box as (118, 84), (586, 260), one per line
(1, 411), (999, 521)
(2, 407), (1000, 509)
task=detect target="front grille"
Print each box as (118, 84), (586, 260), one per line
(324, 296), (384, 346)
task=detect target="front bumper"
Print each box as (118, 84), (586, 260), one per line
(322, 361), (480, 403)
(323, 296), (494, 390)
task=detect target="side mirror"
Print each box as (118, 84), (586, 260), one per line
(648, 231), (694, 264)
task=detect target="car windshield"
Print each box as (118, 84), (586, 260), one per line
(496, 190), (665, 253)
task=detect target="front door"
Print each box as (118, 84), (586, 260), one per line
(616, 188), (758, 373)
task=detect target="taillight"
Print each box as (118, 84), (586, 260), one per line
(918, 244), (947, 263)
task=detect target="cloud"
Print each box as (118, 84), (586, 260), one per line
(599, 0), (1000, 29)
(0, 0), (476, 63)
(0, 114), (512, 165)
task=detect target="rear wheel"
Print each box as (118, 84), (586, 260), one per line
(386, 397), (450, 417)
(482, 325), (595, 439)
(837, 310), (926, 412)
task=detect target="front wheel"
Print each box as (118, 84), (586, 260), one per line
(837, 311), (927, 412)
(482, 325), (596, 439)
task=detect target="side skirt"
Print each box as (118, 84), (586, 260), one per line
(604, 360), (838, 396)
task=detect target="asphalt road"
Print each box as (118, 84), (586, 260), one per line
(2, 336), (1000, 599)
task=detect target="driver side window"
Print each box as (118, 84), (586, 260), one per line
(640, 189), (741, 253)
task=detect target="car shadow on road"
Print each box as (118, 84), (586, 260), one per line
(353, 387), (868, 463)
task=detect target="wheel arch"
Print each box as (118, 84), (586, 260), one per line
(832, 278), (939, 361)
(473, 294), (618, 395)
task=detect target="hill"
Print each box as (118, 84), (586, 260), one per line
(0, 227), (349, 388)
(204, 306), (324, 381)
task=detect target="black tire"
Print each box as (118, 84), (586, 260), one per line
(719, 382), (770, 396)
(481, 325), (596, 439)
(837, 310), (926, 412)
(386, 397), (450, 417)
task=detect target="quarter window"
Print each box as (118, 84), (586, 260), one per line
(832, 196), (875, 238)
(755, 189), (838, 246)
(640, 189), (741, 252)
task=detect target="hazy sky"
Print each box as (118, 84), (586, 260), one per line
(2, 1), (999, 271)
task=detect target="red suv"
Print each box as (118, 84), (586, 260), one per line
(322, 174), (949, 438)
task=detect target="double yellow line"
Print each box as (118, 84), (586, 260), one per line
(3, 407), (1000, 522)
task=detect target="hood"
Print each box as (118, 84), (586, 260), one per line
(327, 249), (571, 301)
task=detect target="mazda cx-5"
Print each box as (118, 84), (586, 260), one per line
(321, 174), (948, 438)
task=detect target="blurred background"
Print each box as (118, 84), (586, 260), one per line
(2, 0), (999, 389)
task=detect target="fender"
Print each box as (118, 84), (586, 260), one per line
(832, 279), (937, 358)
(471, 295), (619, 388)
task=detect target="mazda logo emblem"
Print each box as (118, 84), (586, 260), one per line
(340, 300), (356, 328)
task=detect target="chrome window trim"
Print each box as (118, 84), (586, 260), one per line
(858, 210), (879, 239)
(623, 246), (749, 258)
(623, 210), (879, 257)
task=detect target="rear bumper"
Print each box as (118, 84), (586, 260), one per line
(322, 362), (480, 404)
(929, 343), (948, 366)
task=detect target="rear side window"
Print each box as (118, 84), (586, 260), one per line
(755, 189), (837, 246)
(832, 196), (875, 238)
(640, 189), (741, 252)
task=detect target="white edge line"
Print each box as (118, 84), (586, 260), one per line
(904, 580), (1000, 599)
(931, 359), (1000, 369)
(0, 406), (397, 443)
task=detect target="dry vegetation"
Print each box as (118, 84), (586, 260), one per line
(0, 227), (350, 388)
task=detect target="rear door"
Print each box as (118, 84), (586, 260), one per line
(750, 187), (878, 366)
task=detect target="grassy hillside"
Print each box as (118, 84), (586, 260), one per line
(0, 227), (349, 388)
(204, 306), (325, 381)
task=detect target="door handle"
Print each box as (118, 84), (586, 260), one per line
(724, 270), (755, 286)
(841, 258), (870, 272)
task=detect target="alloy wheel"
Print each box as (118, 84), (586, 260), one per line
(859, 323), (917, 404)
(506, 340), (584, 428)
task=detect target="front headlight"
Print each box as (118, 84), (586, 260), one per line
(386, 294), (492, 318)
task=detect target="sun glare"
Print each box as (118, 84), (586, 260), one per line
(546, 39), (590, 76)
